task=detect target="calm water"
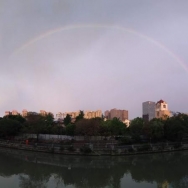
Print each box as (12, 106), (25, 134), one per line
(0, 148), (187, 188)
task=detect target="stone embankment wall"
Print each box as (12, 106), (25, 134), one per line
(0, 138), (188, 156)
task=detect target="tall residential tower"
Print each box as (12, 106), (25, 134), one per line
(142, 101), (156, 121)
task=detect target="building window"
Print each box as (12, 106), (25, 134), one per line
(163, 105), (166, 108)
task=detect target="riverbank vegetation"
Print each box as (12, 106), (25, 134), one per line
(0, 112), (188, 144)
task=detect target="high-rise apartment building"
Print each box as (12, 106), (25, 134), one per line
(62, 110), (102, 121)
(84, 110), (102, 119)
(4, 110), (19, 116)
(22, 109), (28, 117)
(142, 101), (156, 121)
(104, 108), (128, 121)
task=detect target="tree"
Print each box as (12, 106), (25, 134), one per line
(0, 118), (21, 138)
(99, 120), (111, 137)
(129, 117), (144, 142)
(149, 118), (164, 141)
(23, 114), (47, 142)
(75, 118), (101, 136)
(3, 114), (26, 124)
(42, 113), (54, 134)
(164, 113), (188, 141)
(75, 110), (84, 122)
(64, 114), (72, 126)
(109, 118), (126, 136)
(66, 123), (75, 136)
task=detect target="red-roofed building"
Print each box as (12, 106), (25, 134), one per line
(155, 99), (170, 119)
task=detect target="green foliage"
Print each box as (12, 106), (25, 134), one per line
(66, 123), (75, 136)
(0, 118), (21, 137)
(110, 118), (126, 135)
(75, 118), (101, 136)
(22, 114), (48, 141)
(100, 121), (111, 136)
(164, 113), (188, 141)
(129, 117), (144, 141)
(3, 114), (26, 124)
(100, 118), (126, 137)
(149, 118), (164, 141)
(75, 110), (84, 122)
(64, 114), (72, 126)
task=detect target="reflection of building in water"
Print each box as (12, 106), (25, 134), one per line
(157, 180), (169, 188)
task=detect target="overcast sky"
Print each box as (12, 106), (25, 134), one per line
(1, 0), (188, 119)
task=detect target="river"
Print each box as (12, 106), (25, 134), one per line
(0, 148), (187, 188)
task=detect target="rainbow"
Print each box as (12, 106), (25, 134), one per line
(12, 24), (188, 73)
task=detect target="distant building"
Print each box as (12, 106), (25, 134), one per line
(63, 111), (80, 119)
(62, 110), (102, 121)
(27, 111), (39, 116)
(40, 110), (48, 116)
(104, 108), (128, 121)
(12, 110), (19, 115)
(4, 110), (19, 116)
(155, 99), (170, 119)
(84, 110), (102, 119)
(142, 101), (156, 121)
(22, 109), (28, 117)
(56, 112), (64, 118)
(5, 111), (11, 116)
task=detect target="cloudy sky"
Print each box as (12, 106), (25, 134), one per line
(1, 0), (188, 119)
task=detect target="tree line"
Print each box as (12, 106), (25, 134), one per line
(0, 111), (188, 143)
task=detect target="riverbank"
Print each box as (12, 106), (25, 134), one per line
(0, 140), (188, 156)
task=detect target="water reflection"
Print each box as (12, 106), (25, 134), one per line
(0, 148), (187, 188)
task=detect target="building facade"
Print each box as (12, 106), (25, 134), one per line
(142, 101), (156, 121)
(60, 110), (102, 122)
(84, 110), (102, 119)
(5, 110), (20, 116)
(155, 99), (170, 119)
(105, 108), (128, 121)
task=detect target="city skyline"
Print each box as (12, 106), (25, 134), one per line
(1, 98), (179, 121)
(1, 1), (188, 119)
